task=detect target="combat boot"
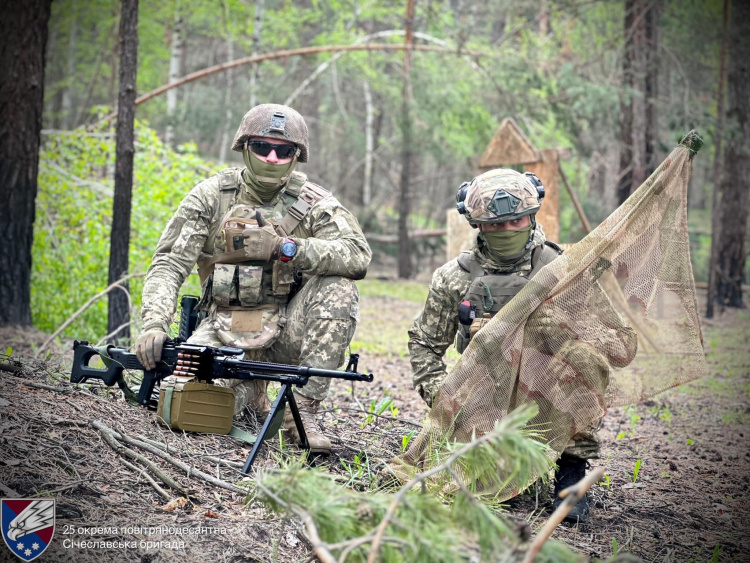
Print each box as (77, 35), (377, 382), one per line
(238, 380), (271, 420)
(552, 455), (590, 523)
(282, 392), (332, 455)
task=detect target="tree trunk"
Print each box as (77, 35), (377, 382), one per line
(618, 0), (654, 205)
(616, 0), (636, 206)
(107, 0), (139, 343)
(165, 0), (182, 147)
(218, 0), (234, 163)
(249, 0), (264, 109)
(707, 0), (730, 318)
(643, 0), (660, 177)
(398, 0), (415, 279)
(362, 80), (374, 207)
(61, 0), (77, 129)
(0, 0), (51, 327)
(712, 0), (750, 311)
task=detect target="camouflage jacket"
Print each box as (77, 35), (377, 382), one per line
(408, 231), (550, 405)
(141, 169), (371, 333)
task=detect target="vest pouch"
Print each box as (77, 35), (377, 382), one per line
(272, 260), (295, 295)
(212, 264), (238, 308)
(238, 265), (263, 306)
(214, 305), (283, 350)
(469, 313), (492, 340)
(223, 215), (259, 252)
(157, 379), (234, 434)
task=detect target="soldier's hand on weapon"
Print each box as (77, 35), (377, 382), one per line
(135, 330), (169, 370)
(242, 211), (298, 262)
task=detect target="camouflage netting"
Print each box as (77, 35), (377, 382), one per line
(391, 132), (708, 497)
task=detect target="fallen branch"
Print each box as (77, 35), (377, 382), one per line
(93, 43), (490, 127)
(0, 483), (21, 497)
(37, 272), (146, 357)
(100, 424), (247, 494)
(119, 458), (172, 501)
(92, 420), (189, 496)
(256, 482), (337, 563)
(522, 466), (605, 563)
(136, 435), (244, 469)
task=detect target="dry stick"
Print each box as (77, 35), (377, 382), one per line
(94, 43), (490, 127)
(522, 467), (605, 563)
(137, 435), (244, 470)
(101, 425), (247, 494)
(36, 272), (147, 357)
(255, 482), (337, 563)
(366, 430), (502, 563)
(0, 363), (23, 374)
(92, 420), (189, 496)
(558, 164), (592, 234)
(119, 458), (171, 501)
(19, 381), (70, 394)
(0, 483), (20, 497)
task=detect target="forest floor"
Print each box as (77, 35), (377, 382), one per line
(0, 282), (748, 563)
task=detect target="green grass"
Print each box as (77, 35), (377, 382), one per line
(356, 279), (429, 303)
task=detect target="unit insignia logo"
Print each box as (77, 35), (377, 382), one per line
(1, 499), (55, 561)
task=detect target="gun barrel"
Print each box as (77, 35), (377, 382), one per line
(219, 357), (373, 382)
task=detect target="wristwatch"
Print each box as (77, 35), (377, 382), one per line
(279, 238), (298, 262)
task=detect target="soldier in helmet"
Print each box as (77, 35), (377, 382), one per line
(409, 168), (634, 522)
(136, 104), (371, 456)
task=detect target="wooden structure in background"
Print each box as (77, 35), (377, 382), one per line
(447, 118), (566, 260)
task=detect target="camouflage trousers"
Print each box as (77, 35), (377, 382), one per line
(188, 275), (360, 416)
(563, 427), (601, 460)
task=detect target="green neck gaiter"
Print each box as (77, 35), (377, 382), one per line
(242, 151), (297, 201)
(481, 226), (532, 259)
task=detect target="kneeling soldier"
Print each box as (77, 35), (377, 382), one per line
(136, 104), (371, 455)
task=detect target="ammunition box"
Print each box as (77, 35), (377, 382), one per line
(157, 380), (235, 434)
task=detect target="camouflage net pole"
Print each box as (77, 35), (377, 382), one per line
(390, 132), (707, 498)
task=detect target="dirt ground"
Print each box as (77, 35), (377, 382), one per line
(0, 288), (748, 562)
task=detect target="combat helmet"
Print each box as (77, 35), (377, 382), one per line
(232, 104), (309, 163)
(456, 168), (545, 228)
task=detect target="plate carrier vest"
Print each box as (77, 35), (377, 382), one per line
(455, 241), (563, 353)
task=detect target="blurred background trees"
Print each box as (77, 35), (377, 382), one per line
(12, 0), (744, 335)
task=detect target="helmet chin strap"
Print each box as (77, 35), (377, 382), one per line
(243, 142), (300, 187)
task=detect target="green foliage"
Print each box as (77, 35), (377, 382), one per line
(631, 459), (642, 483)
(256, 404), (579, 562)
(34, 123), (207, 341)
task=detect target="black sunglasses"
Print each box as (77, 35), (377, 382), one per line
(247, 140), (298, 159)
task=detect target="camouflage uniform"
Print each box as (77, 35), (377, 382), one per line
(141, 106), (371, 417)
(408, 169), (624, 461)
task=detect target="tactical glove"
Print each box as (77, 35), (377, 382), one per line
(242, 211), (283, 261)
(135, 330), (169, 370)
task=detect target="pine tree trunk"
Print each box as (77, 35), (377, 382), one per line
(249, 0), (264, 109)
(61, 0), (77, 129)
(398, 0), (415, 279)
(165, 0), (182, 147)
(219, 0), (234, 164)
(713, 0), (750, 309)
(707, 0), (730, 318)
(107, 0), (139, 343)
(0, 0), (51, 326)
(362, 80), (374, 207)
(616, 0), (636, 206)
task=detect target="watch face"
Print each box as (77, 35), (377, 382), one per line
(281, 240), (297, 258)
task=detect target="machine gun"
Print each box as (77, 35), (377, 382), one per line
(70, 339), (373, 473)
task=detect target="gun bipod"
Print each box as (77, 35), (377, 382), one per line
(242, 383), (309, 474)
